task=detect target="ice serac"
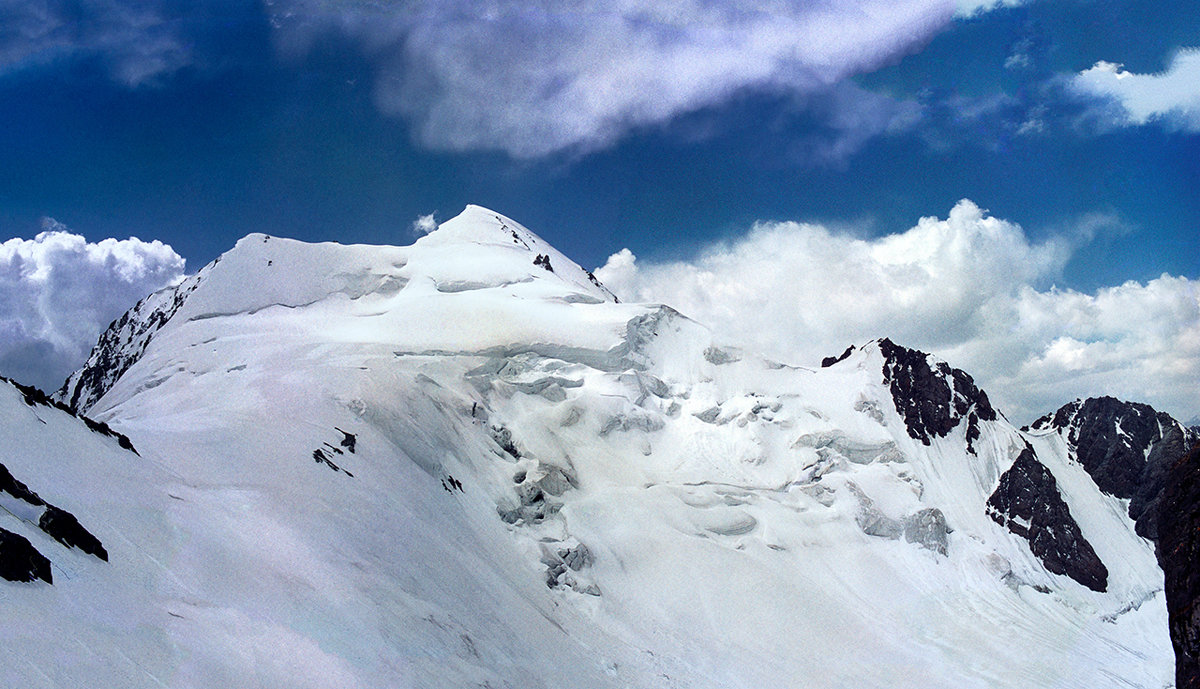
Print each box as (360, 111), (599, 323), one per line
(986, 445), (1108, 592)
(1029, 396), (1197, 540)
(877, 337), (996, 454)
(25, 205), (1174, 688)
(1160, 441), (1200, 689)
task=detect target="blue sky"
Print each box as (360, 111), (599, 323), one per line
(1, 0), (1197, 421)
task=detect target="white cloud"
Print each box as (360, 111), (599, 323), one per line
(779, 81), (925, 166)
(411, 212), (438, 236)
(595, 201), (1199, 423)
(268, 0), (955, 157)
(1073, 49), (1200, 131)
(0, 0), (190, 86)
(0, 220), (186, 391)
(955, 0), (1024, 17)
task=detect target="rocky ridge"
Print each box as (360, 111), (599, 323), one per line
(1160, 441), (1200, 689)
(1029, 396), (1200, 539)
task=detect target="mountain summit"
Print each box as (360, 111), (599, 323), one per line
(0, 206), (1179, 687)
(58, 206), (617, 413)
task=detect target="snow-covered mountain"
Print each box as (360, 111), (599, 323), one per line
(1027, 397), (1200, 542)
(2, 205), (1186, 687)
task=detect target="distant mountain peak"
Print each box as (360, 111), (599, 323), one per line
(57, 206), (620, 414)
(1027, 395), (1193, 540)
(822, 338), (998, 454)
(420, 205), (536, 248)
(419, 205), (618, 302)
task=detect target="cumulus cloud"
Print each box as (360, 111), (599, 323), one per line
(1073, 49), (1200, 131)
(0, 0), (190, 86)
(267, 0), (955, 157)
(0, 219), (185, 391)
(595, 201), (1199, 423)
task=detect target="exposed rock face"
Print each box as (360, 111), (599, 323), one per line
(0, 529), (52, 584)
(987, 446), (1108, 592)
(821, 345), (855, 368)
(1139, 424), (1194, 541)
(1030, 396), (1194, 539)
(56, 269), (206, 413)
(39, 506), (109, 561)
(877, 338), (997, 454)
(0, 461), (46, 507)
(1159, 442), (1200, 689)
(1, 460), (109, 564)
(2, 376), (137, 453)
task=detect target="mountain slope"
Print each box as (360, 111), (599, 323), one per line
(1029, 396), (1200, 541)
(10, 206), (1172, 687)
(0, 376), (181, 686)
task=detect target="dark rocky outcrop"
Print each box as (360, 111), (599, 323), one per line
(312, 448), (353, 476)
(335, 428), (357, 453)
(5, 376), (62, 410)
(585, 271), (618, 302)
(1, 462), (109, 563)
(1029, 396), (1192, 539)
(0, 529), (52, 584)
(987, 446), (1108, 592)
(56, 270), (204, 413)
(1138, 424), (1193, 541)
(2, 377), (138, 454)
(821, 345), (855, 368)
(1158, 442), (1200, 689)
(0, 462), (46, 506)
(877, 339), (997, 454)
(38, 506), (108, 561)
(80, 417), (138, 454)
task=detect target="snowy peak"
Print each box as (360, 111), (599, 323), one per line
(57, 266), (205, 413)
(823, 340), (1110, 591)
(1031, 396), (1178, 461)
(57, 205), (619, 414)
(826, 338), (997, 454)
(416, 205), (618, 303)
(418, 204), (544, 249)
(1028, 396), (1194, 539)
